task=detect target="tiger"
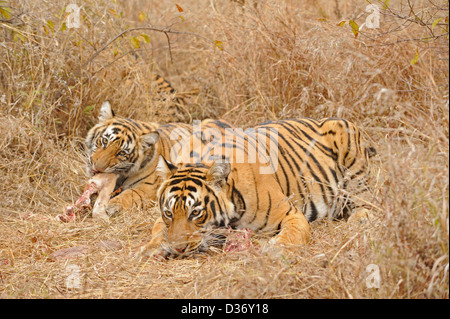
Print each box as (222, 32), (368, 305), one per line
(84, 100), (233, 216)
(151, 73), (193, 123)
(138, 118), (376, 257)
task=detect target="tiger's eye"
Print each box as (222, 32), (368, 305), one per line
(190, 208), (203, 217)
(163, 209), (173, 219)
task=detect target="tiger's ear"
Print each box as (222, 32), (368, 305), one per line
(156, 155), (178, 180)
(99, 101), (115, 122)
(141, 131), (160, 150)
(206, 161), (231, 189)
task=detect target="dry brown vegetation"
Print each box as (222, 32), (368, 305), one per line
(0, 0), (448, 299)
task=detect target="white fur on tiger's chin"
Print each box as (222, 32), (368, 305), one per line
(90, 173), (117, 221)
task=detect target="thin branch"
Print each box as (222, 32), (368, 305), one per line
(82, 25), (232, 69)
(362, 32), (449, 47)
(163, 31), (174, 64)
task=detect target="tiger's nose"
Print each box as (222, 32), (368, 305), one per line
(175, 247), (186, 253)
(171, 242), (188, 254)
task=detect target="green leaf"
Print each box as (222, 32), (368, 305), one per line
(431, 18), (443, 30)
(140, 33), (150, 44)
(130, 36), (140, 49)
(349, 20), (359, 38)
(13, 31), (25, 42)
(83, 105), (95, 114)
(410, 49), (419, 66)
(46, 20), (55, 33)
(0, 6), (12, 19)
(382, 0), (390, 10)
(336, 20), (346, 27)
(108, 9), (118, 17)
(61, 22), (67, 31)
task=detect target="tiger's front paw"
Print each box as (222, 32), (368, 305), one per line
(348, 208), (374, 225)
(261, 238), (288, 259)
(105, 190), (140, 216)
(105, 202), (122, 217)
(104, 194), (128, 217)
(135, 243), (167, 261)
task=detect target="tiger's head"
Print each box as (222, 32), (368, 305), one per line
(156, 156), (236, 255)
(85, 101), (160, 179)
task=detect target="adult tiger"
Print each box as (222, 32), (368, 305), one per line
(138, 118), (376, 257)
(84, 101), (233, 216)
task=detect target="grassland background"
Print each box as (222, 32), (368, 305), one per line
(0, 0), (448, 298)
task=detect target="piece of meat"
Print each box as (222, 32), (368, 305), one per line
(224, 228), (253, 252)
(56, 173), (117, 222)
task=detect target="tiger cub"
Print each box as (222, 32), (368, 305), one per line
(151, 74), (192, 123)
(84, 101), (233, 216)
(138, 118), (376, 257)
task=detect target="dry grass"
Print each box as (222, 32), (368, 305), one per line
(0, 0), (448, 298)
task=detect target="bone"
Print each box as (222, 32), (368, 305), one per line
(57, 173), (117, 222)
(91, 173), (117, 220)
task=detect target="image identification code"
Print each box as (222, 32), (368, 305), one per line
(181, 303), (269, 316)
